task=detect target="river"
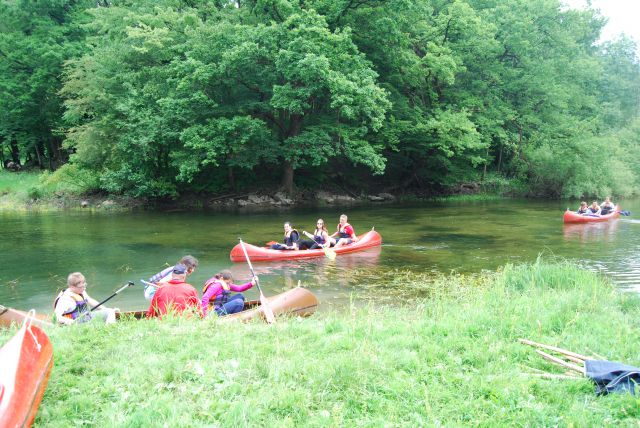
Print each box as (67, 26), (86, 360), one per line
(1, 198), (639, 313)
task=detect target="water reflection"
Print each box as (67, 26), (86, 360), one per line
(562, 220), (619, 243)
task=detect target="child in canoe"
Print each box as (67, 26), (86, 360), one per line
(201, 270), (257, 317)
(144, 255), (198, 300)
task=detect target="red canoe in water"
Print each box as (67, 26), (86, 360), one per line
(230, 229), (382, 262)
(563, 206), (621, 224)
(0, 317), (53, 428)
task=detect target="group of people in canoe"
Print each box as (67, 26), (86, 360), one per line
(270, 214), (358, 251)
(53, 256), (258, 325)
(576, 197), (616, 216)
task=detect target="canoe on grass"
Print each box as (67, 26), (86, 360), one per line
(116, 286), (319, 322)
(563, 206), (621, 223)
(0, 305), (53, 329)
(0, 319), (53, 428)
(230, 229), (382, 262)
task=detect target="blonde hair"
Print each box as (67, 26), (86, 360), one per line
(67, 272), (85, 287)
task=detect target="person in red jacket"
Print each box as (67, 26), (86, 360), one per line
(146, 264), (201, 318)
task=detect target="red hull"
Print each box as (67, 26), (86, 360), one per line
(563, 206), (620, 223)
(0, 321), (53, 428)
(230, 230), (382, 262)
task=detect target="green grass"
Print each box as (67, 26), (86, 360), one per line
(2, 260), (640, 426)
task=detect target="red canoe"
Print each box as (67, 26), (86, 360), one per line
(0, 318), (53, 427)
(0, 305), (53, 329)
(563, 206), (620, 223)
(230, 229), (382, 262)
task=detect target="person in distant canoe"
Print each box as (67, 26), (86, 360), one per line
(600, 197), (615, 215)
(200, 270), (257, 317)
(270, 222), (300, 250)
(299, 219), (331, 250)
(144, 255), (198, 301)
(330, 214), (358, 248)
(588, 201), (601, 215)
(146, 264), (201, 318)
(577, 201), (589, 214)
(54, 272), (117, 325)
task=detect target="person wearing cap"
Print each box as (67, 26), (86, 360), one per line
(54, 272), (117, 325)
(200, 270), (257, 317)
(146, 264), (202, 318)
(144, 255), (199, 301)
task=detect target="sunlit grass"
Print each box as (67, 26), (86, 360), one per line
(3, 260), (639, 426)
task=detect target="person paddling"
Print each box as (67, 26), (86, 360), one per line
(577, 201), (589, 214)
(270, 222), (300, 250)
(600, 197), (615, 215)
(54, 272), (118, 325)
(146, 264), (201, 318)
(299, 219), (330, 250)
(201, 270), (257, 317)
(588, 201), (601, 215)
(330, 214), (358, 249)
(144, 255), (198, 300)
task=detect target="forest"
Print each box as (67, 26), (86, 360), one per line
(1, 0), (639, 199)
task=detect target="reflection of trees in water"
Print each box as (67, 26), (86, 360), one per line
(563, 220), (619, 243)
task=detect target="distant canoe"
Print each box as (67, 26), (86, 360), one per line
(117, 286), (319, 322)
(563, 206), (620, 223)
(0, 305), (53, 329)
(0, 320), (53, 428)
(230, 229), (382, 262)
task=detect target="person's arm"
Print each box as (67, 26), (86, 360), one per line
(346, 225), (358, 242)
(289, 231), (300, 250)
(201, 284), (220, 317)
(149, 266), (173, 283)
(229, 278), (256, 293)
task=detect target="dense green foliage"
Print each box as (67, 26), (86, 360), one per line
(2, 261), (639, 425)
(1, 0), (639, 198)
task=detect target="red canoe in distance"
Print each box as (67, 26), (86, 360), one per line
(0, 305), (53, 329)
(563, 206), (621, 224)
(0, 320), (54, 428)
(230, 229), (382, 262)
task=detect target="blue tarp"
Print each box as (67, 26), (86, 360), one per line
(585, 360), (640, 395)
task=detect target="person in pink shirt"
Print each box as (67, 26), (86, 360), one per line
(201, 270), (257, 317)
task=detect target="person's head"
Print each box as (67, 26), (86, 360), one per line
(67, 272), (87, 293)
(604, 197), (611, 203)
(284, 222), (293, 233)
(215, 270), (233, 282)
(580, 201), (587, 208)
(172, 263), (187, 280)
(316, 218), (327, 232)
(178, 255), (198, 275)
(339, 214), (348, 225)
(591, 201), (598, 207)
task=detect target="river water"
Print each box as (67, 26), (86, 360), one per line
(1, 199), (639, 313)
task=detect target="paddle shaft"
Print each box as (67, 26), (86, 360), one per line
(91, 281), (134, 312)
(238, 239), (265, 295)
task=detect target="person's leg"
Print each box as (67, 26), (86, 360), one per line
(91, 308), (116, 324)
(218, 299), (245, 315)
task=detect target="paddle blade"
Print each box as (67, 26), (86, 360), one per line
(259, 292), (276, 324)
(323, 246), (337, 261)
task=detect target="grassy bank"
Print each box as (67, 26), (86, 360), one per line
(2, 260), (639, 426)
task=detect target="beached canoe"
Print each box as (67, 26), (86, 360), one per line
(0, 305), (53, 329)
(230, 229), (382, 262)
(116, 286), (319, 322)
(563, 206), (620, 223)
(0, 319), (53, 428)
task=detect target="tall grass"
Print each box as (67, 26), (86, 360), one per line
(2, 261), (639, 426)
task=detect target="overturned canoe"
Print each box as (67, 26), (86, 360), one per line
(230, 229), (382, 262)
(563, 206), (620, 224)
(0, 305), (53, 329)
(117, 286), (319, 322)
(0, 318), (53, 428)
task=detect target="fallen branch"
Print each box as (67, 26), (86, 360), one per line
(536, 350), (585, 375)
(518, 338), (591, 361)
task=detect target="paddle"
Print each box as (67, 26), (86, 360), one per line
(302, 231), (336, 260)
(239, 238), (276, 324)
(90, 281), (134, 312)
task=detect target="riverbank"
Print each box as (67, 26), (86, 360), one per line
(3, 260), (638, 426)
(0, 170), (511, 211)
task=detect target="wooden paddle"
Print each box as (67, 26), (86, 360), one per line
(239, 238), (276, 324)
(302, 231), (336, 260)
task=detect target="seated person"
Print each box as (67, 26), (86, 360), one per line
(144, 255), (198, 300)
(146, 264), (201, 318)
(270, 222), (299, 250)
(588, 201), (601, 215)
(330, 214), (358, 249)
(201, 270), (257, 317)
(577, 201), (588, 214)
(54, 272), (117, 325)
(600, 197), (615, 215)
(299, 219), (330, 250)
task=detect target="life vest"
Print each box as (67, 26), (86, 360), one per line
(588, 207), (600, 214)
(283, 229), (299, 247)
(313, 229), (326, 244)
(577, 208), (588, 214)
(53, 289), (89, 320)
(337, 223), (352, 239)
(203, 278), (231, 307)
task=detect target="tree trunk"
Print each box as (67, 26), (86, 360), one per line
(10, 139), (20, 164)
(34, 144), (43, 169)
(282, 161), (294, 195)
(228, 165), (236, 190)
